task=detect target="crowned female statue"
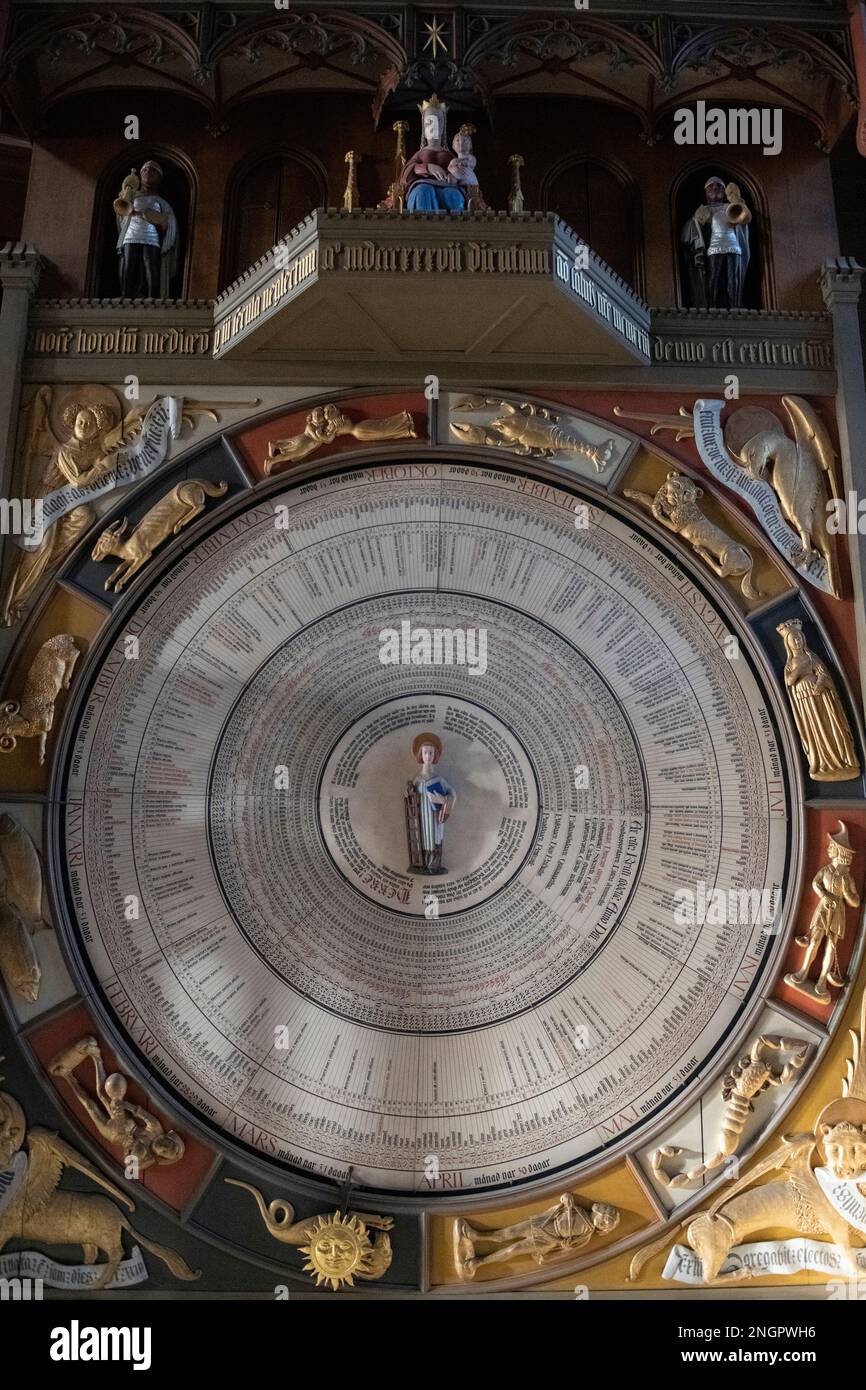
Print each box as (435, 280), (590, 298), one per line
(400, 95), (467, 213)
(777, 619), (860, 782)
(405, 733), (456, 874)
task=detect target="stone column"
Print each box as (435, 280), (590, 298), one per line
(820, 256), (866, 715)
(0, 241), (40, 491)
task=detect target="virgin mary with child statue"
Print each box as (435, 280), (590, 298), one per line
(400, 95), (487, 212)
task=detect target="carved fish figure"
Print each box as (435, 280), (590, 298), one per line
(0, 813), (46, 930)
(0, 898), (40, 1001)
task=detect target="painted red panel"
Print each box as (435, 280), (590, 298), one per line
(775, 807), (866, 1023)
(232, 391), (428, 481)
(27, 1002), (214, 1211)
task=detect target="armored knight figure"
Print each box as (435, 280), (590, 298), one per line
(682, 176), (751, 309)
(115, 160), (178, 298)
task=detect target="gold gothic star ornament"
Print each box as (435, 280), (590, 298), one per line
(422, 16), (449, 59)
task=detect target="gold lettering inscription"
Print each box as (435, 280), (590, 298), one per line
(28, 326), (211, 358)
(651, 335), (832, 368)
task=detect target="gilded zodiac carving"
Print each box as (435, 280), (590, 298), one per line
(630, 990), (866, 1286)
(1, 387), (257, 626)
(454, 1192), (620, 1279)
(651, 1036), (809, 1188)
(50, 1036), (185, 1171)
(625, 472), (764, 598)
(91, 479), (229, 592)
(0, 814), (49, 1002)
(224, 1177), (393, 1290)
(265, 403), (417, 474)
(0, 633), (79, 765)
(451, 397), (615, 471)
(0, 1063), (199, 1289)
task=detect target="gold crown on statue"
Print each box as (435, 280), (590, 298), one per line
(418, 93), (446, 114)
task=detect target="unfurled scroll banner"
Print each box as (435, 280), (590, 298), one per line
(692, 398), (834, 593)
(663, 1237), (866, 1283)
(13, 396), (182, 551)
(0, 1245), (148, 1289)
(662, 1169), (866, 1282)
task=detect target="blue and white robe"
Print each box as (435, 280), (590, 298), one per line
(413, 775), (454, 849)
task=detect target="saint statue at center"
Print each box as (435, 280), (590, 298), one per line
(400, 95), (467, 213)
(405, 733), (456, 875)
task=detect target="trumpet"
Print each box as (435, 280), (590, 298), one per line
(113, 168), (140, 217)
(724, 182), (751, 226)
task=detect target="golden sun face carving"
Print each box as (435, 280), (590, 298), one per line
(300, 1212), (377, 1291)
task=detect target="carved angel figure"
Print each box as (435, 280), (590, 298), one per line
(724, 396), (841, 596)
(0, 387), (142, 628)
(0, 1065), (199, 1289)
(630, 990), (866, 1285)
(0, 388), (251, 627)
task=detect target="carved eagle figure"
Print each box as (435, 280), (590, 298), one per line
(723, 395), (841, 596)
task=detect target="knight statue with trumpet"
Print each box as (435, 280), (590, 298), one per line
(114, 160), (178, 299)
(681, 176), (751, 310)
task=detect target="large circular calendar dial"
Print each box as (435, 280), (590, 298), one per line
(54, 461), (797, 1197)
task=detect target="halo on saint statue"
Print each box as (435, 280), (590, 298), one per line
(412, 732), (442, 763)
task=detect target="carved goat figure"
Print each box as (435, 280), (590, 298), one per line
(92, 479), (228, 593)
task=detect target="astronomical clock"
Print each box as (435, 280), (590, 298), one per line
(1, 0), (866, 1316)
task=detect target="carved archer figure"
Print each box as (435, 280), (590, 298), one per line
(455, 1193), (620, 1279)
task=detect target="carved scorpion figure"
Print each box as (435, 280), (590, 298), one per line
(651, 1036), (809, 1189)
